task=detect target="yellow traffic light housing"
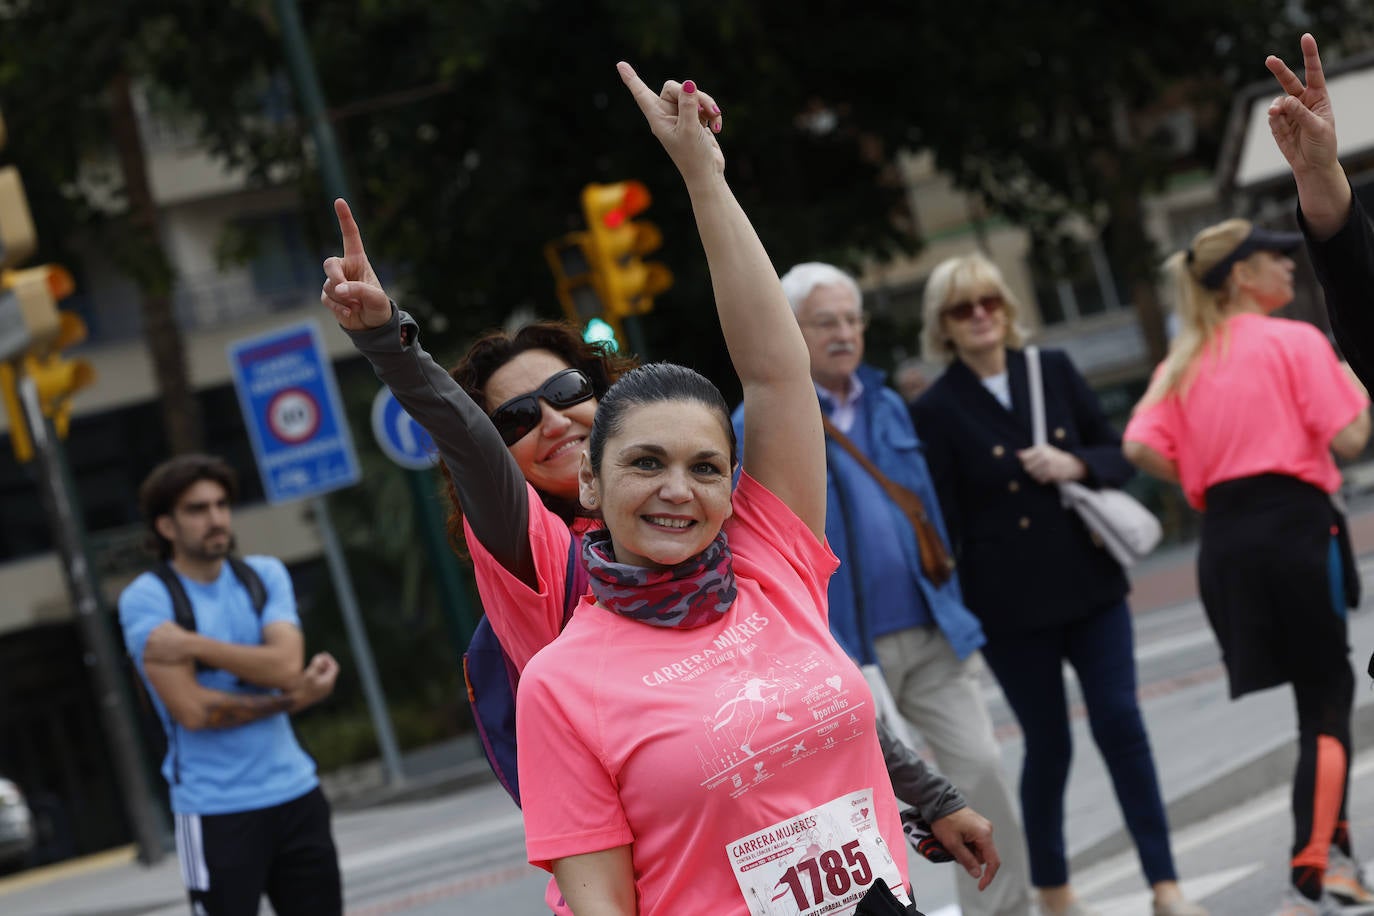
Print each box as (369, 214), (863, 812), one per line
(580, 181), (673, 320)
(0, 265), (94, 461)
(0, 361), (31, 462)
(28, 307), (94, 438)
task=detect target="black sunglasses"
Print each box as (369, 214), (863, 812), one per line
(489, 368), (595, 447)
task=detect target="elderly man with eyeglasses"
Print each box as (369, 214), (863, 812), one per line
(731, 262), (1035, 916)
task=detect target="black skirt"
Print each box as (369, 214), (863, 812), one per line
(1198, 473), (1349, 699)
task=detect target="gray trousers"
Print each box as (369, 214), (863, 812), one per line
(875, 626), (1035, 916)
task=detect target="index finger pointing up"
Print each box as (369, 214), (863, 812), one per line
(333, 198), (367, 260)
(1266, 54), (1305, 97)
(617, 61), (661, 119)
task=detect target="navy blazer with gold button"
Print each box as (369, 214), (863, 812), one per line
(909, 347), (1132, 637)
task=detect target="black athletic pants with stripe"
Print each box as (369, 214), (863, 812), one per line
(175, 786), (341, 916)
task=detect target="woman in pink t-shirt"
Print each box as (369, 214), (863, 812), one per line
(1124, 216), (1370, 915)
(508, 64), (915, 915)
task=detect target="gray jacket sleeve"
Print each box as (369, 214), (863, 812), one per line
(344, 306), (538, 588)
(877, 718), (966, 823)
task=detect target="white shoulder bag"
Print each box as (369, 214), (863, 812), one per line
(1025, 346), (1162, 568)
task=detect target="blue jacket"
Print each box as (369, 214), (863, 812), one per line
(731, 364), (985, 664)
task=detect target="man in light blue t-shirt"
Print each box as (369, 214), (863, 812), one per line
(119, 454), (341, 916)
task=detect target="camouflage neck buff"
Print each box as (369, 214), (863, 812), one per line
(581, 527), (738, 628)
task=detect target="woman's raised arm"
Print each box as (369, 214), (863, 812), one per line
(618, 64), (826, 539)
(321, 201), (539, 587)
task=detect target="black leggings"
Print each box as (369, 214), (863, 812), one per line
(1291, 664), (1355, 873)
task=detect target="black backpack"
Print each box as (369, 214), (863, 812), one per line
(146, 557), (268, 673)
(125, 557), (271, 783)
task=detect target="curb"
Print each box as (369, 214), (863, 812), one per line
(325, 757), (497, 813)
(1068, 687), (1374, 873)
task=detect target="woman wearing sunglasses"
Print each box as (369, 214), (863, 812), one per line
(909, 254), (1202, 916)
(324, 64), (950, 914)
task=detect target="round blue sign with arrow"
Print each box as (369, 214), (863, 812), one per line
(370, 388), (438, 471)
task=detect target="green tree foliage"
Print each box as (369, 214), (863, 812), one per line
(905, 0), (1374, 360)
(5, 2), (1374, 379)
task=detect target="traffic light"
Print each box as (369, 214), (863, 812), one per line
(0, 104), (96, 461)
(0, 265), (93, 461)
(580, 181), (673, 321)
(543, 233), (625, 351)
(543, 232), (603, 324)
(581, 317), (620, 352)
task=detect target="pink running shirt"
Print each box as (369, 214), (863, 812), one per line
(464, 482), (598, 673)
(515, 473), (911, 916)
(1124, 314), (1367, 510)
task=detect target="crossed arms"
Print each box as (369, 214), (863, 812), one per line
(142, 620), (338, 731)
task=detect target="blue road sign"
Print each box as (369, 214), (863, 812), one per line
(370, 387), (438, 471)
(227, 321), (361, 503)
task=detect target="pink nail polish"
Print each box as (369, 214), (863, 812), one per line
(683, 80), (696, 94)
(712, 122), (721, 133)
(712, 105), (721, 115)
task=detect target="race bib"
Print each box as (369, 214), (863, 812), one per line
(726, 789), (907, 915)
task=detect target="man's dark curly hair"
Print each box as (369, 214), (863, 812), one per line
(138, 453), (239, 560)
(440, 320), (637, 552)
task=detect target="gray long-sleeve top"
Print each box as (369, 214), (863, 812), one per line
(877, 719), (966, 824)
(346, 305), (542, 589)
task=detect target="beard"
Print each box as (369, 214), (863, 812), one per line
(181, 531), (235, 563)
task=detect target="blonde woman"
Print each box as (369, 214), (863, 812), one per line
(1124, 220), (1370, 916)
(910, 254), (1201, 916)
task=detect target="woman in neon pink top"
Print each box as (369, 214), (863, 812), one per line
(1124, 216), (1370, 916)
(511, 63), (915, 915)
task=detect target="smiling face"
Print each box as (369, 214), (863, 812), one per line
(579, 400), (735, 570)
(483, 349), (598, 500)
(1233, 250), (1296, 313)
(796, 283), (865, 392)
(156, 479), (233, 565)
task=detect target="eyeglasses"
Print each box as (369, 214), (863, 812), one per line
(800, 312), (869, 333)
(941, 293), (1005, 322)
(488, 368), (595, 447)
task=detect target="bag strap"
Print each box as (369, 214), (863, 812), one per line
(147, 557), (268, 675)
(821, 415), (954, 586)
(150, 562), (197, 632)
(226, 556), (267, 616)
(561, 532), (584, 626)
(1025, 345), (1047, 447)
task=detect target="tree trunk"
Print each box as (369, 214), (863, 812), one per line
(107, 69), (203, 455)
(1106, 188), (1169, 367)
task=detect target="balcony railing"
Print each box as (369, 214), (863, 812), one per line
(80, 269), (318, 347)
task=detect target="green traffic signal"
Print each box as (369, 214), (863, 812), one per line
(582, 317), (619, 352)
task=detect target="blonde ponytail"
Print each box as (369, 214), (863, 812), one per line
(1157, 219), (1253, 395)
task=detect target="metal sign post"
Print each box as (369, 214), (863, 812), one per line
(227, 321), (404, 786)
(15, 374), (168, 863)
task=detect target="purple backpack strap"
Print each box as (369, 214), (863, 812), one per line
(465, 530), (585, 807)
